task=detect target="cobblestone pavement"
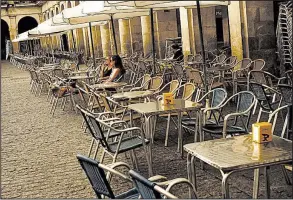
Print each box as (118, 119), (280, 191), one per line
(1, 61), (292, 198)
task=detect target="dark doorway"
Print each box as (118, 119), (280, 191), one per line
(18, 16), (38, 34)
(18, 16), (38, 53)
(62, 34), (69, 51)
(175, 8), (182, 37)
(1, 19), (10, 59)
(216, 18), (224, 42)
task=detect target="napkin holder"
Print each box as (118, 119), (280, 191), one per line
(162, 93), (174, 105)
(252, 122), (272, 144)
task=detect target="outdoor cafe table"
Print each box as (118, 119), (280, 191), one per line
(111, 90), (154, 101)
(128, 99), (203, 176)
(90, 82), (128, 90)
(184, 134), (292, 199)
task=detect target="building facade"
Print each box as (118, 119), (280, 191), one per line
(1, 1), (279, 72)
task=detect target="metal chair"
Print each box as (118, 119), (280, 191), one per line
(129, 170), (198, 199)
(160, 83), (197, 146)
(182, 88), (228, 142)
(77, 154), (139, 199)
(202, 91), (256, 139)
(248, 82), (282, 122)
(250, 59), (265, 71)
(80, 108), (150, 167)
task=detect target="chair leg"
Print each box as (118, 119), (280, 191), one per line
(93, 140), (100, 160)
(264, 167), (270, 199)
(131, 149), (139, 170)
(49, 97), (56, 114)
(88, 138), (95, 157)
(52, 98), (59, 116)
(100, 149), (106, 163)
(256, 108), (262, 122)
(253, 101), (258, 115)
(165, 114), (171, 147)
(281, 165), (292, 185)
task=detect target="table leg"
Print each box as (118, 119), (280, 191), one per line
(145, 115), (154, 176)
(264, 167), (270, 199)
(177, 111), (183, 157)
(220, 170), (233, 199)
(253, 168), (260, 199)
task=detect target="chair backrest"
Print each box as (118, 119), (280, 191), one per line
(268, 105), (291, 136)
(129, 170), (162, 199)
(252, 59), (265, 70)
(226, 91), (256, 129)
(187, 69), (203, 85)
(210, 88), (228, 108)
(97, 92), (112, 112)
(77, 154), (115, 199)
(217, 54), (226, 64)
(53, 68), (65, 78)
(187, 54), (194, 62)
(172, 63), (185, 79)
(142, 74), (152, 90)
(194, 54), (202, 62)
(29, 70), (39, 82)
(77, 104), (110, 142)
(278, 84), (292, 106)
(149, 76), (163, 91)
(248, 82), (278, 112)
(233, 58), (252, 71)
(169, 80), (180, 94)
(181, 83), (196, 100)
(249, 70), (269, 85)
(224, 56), (237, 65)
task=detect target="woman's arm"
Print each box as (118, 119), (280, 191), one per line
(105, 68), (121, 82)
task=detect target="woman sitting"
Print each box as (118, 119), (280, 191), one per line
(100, 56), (113, 80)
(103, 55), (126, 83)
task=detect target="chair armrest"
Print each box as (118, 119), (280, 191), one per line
(203, 107), (221, 114)
(99, 163), (132, 183)
(107, 162), (132, 171)
(223, 112), (247, 138)
(148, 175), (168, 182)
(157, 178), (197, 198)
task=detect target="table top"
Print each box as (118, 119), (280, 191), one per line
(68, 75), (95, 80)
(128, 99), (202, 115)
(184, 135), (292, 172)
(112, 90), (154, 100)
(91, 82), (128, 89)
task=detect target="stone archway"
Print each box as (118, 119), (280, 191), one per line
(1, 19), (10, 59)
(18, 16), (38, 53)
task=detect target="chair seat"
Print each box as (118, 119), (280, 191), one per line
(211, 82), (224, 89)
(181, 118), (197, 126)
(108, 136), (150, 154)
(202, 124), (247, 135)
(115, 188), (139, 199)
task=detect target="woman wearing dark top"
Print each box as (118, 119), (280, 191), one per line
(171, 44), (183, 61)
(100, 56), (113, 78)
(104, 55), (126, 83)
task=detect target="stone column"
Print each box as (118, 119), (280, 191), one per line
(179, 7), (196, 61)
(9, 17), (18, 53)
(118, 19), (131, 55)
(141, 15), (152, 57)
(93, 25), (103, 57)
(100, 24), (111, 57)
(83, 27), (90, 56)
(76, 28), (85, 51)
(228, 1), (244, 60)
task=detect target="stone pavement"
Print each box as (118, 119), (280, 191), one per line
(1, 61), (292, 198)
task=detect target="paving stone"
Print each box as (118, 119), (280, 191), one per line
(1, 61), (292, 198)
